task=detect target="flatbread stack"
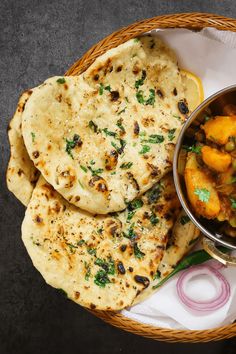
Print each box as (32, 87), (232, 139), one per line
(7, 35), (200, 310)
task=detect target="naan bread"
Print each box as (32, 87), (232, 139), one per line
(22, 36), (188, 214)
(7, 91), (39, 206)
(22, 173), (181, 310)
(133, 210), (200, 304)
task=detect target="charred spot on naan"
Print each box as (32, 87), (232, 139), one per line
(105, 150), (118, 170)
(88, 175), (108, 193)
(55, 167), (76, 188)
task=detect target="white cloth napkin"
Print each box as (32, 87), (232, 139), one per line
(121, 27), (236, 330)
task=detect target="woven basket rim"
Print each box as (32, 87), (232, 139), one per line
(65, 12), (236, 342)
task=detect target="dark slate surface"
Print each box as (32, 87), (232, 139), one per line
(0, 1), (236, 353)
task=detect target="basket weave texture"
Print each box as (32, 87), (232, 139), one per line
(65, 12), (236, 342)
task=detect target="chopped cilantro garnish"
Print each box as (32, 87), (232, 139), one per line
(194, 188), (210, 202)
(84, 262), (91, 281)
(133, 242), (145, 259)
(116, 118), (125, 132)
(66, 242), (77, 253)
(87, 247), (97, 256)
(88, 165), (104, 176)
(128, 199), (143, 210)
(145, 89), (155, 106)
(57, 78), (65, 84)
(31, 132), (36, 142)
(183, 145), (202, 154)
(99, 83), (104, 95)
(65, 134), (82, 159)
(136, 90), (145, 104)
(146, 183), (163, 204)
(120, 162), (133, 169)
(180, 215), (190, 225)
(88, 120), (98, 132)
(139, 145), (150, 154)
(94, 269), (110, 288)
(105, 85), (111, 92)
(111, 171), (116, 175)
(134, 38), (140, 43)
(117, 107), (126, 115)
(77, 239), (85, 246)
(102, 128), (117, 137)
(230, 198), (236, 209)
(80, 165), (87, 173)
(95, 258), (115, 275)
(168, 128), (176, 141)
(111, 139), (126, 154)
(127, 210), (135, 222)
(150, 213), (159, 225)
(153, 270), (161, 280)
(90, 160), (95, 165)
(145, 134), (164, 144)
(97, 227), (103, 234)
(135, 70), (147, 89)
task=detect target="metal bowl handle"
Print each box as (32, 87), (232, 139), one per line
(202, 237), (236, 266)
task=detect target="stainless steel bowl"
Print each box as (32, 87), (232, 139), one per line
(173, 85), (236, 264)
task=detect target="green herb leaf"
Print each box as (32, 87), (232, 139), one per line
(88, 120), (98, 132)
(66, 242), (77, 253)
(230, 198), (236, 209)
(146, 134), (164, 144)
(135, 70), (147, 89)
(145, 89), (155, 106)
(102, 128), (117, 137)
(111, 139), (126, 154)
(94, 269), (110, 288)
(77, 239), (85, 246)
(194, 188), (210, 202)
(153, 270), (161, 280)
(105, 85), (111, 92)
(183, 145), (202, 154)
(117, 108), (126, 115)
(123, 224), (136, 240)
(136, 90), (145, 104)
(80, 165), (87, 173)
(128, 199), (143, 210)
(99, 83), (104, 95)
(84, 262), (91, 281)
(95, 258), (115, 275)
(133, 242), (145, 259)
(57, 78), (66, 84)
(168, 128), (176, 141)
(139, 145), (150, 154)
(88, 165), (104, 176)
(31, 132), (36, 142)
(146, 183), (163, 204)
(116, 118), (125, 132)
(87, 247), (97, 256)
(65, 134), (82, 159)
(134, 38), (140, 43)
(180, 215), (190, 225)
(120, 162), (133, 169)
(150, 213), (159, 225)
(127, 210), (135, 222)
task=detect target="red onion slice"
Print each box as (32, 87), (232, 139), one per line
(176, 265), (230, 312)
(206, 259), (226, 270)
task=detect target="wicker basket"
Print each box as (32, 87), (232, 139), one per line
(65, 12), (236, 342)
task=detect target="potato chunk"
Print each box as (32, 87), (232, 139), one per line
(201, 146), (231, 172)
(202, 115), (236, 145)
(184, 152), (220, 219)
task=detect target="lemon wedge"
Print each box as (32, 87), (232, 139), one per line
(180, 69), (204, 112)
